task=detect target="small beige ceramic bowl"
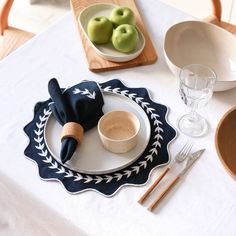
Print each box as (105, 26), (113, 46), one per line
(98, 111), (140, 153)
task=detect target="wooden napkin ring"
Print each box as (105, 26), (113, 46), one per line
(61, 122), (84, 144)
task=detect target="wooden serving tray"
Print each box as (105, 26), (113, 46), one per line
(70, 0), (158, 72)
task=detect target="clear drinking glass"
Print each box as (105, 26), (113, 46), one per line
(178, 64), (216, 137)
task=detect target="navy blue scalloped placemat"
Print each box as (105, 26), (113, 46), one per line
(24, 79), (177, 196)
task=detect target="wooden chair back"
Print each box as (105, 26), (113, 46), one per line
(206, 0), (236, 34)
(0, 0), (34, 60)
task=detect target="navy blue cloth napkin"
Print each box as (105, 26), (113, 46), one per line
(48, 78), (104, 163)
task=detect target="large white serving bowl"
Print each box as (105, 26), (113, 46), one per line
(164, 20), (236, 91)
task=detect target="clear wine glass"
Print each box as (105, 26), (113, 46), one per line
(178, 64), (216, 137)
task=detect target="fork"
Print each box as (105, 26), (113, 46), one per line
(138, 142), (193, 204)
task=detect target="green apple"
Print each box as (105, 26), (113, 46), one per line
(87, 16), (113, 44)
(112, 24), (139, 53)
(110, 7), (135, 28)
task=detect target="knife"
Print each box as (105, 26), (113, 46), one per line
(148, 149), (205, 212)
(179, 149), (205, 177)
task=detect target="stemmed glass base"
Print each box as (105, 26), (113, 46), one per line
(177, 112), (207, 137)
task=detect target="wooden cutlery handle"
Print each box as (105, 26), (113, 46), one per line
(148, 175), (180, 212)
(138, 167), (170, 204)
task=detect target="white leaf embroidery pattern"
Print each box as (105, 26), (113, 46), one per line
(72, 88), (96, 99)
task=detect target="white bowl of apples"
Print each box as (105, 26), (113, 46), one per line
(79, 3), (145, 62)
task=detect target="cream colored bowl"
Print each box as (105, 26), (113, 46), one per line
(98, 111), (140, 153)
(164, 21), (236, 91)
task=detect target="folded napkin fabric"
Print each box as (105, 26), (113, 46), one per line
(48, 78), (104, 163)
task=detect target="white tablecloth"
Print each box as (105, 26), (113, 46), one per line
(0, 1), (236, 235)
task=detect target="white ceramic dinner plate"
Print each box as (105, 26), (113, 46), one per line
(78, 3), (145, 62)
(44, 92), (151, 175)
